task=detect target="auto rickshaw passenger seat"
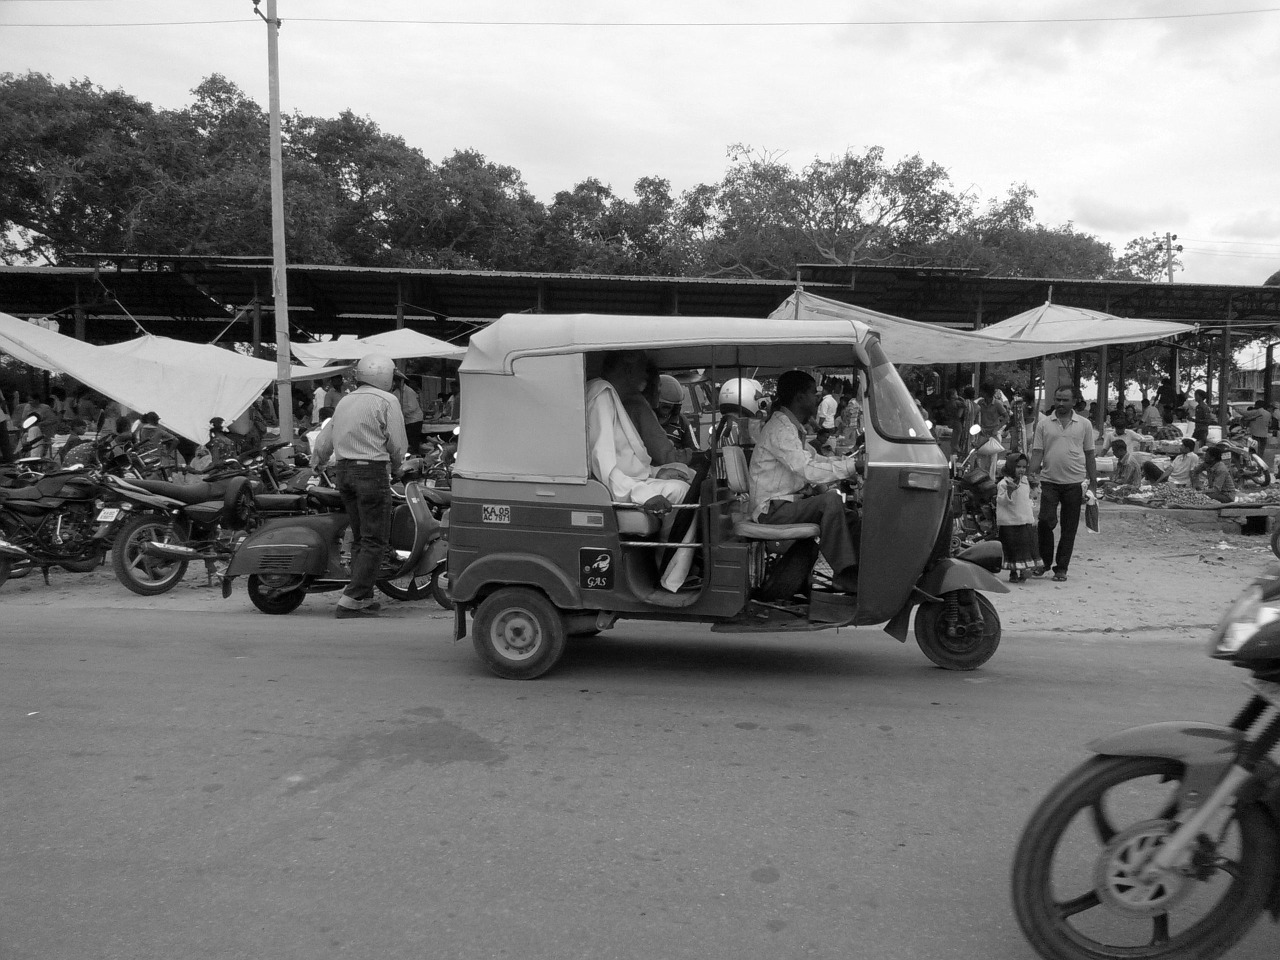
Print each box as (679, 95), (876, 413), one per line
(720, 445), (820, 541)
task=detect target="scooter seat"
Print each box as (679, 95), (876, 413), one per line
(0, 484), (42, 501)
(732, 520), (821, 541)
(125, 478), (229, 504)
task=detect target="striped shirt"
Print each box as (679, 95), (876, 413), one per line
(311, 385), (407, 466)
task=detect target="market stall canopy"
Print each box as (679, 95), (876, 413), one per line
(291, 327), (466, 366)
(769, 291), (1194, 363)
(970, 302), (1195, 347)
(0, 313), (332, 444)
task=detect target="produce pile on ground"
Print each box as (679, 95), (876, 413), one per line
(1101, 482), (1280, 509)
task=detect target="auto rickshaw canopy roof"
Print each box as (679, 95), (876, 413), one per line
(459, 312), (875, 376)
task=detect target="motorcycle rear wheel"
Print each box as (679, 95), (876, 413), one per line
(913, 592), (1000, 670)
(246, 574), (307, 615)
(1011, 754), (1275, 960)
(112, 515), (189, 596)
(376, 572), (433, 602)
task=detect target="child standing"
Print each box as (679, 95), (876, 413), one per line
(996, 452), (1040, 583)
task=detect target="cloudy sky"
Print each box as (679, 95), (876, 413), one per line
(4, 0), (1279, 286)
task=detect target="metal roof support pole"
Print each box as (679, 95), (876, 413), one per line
(1220, 314), (1232, 430)
(972, 289), (983, 390)
(252, 300), (262, 358)
(396, 277), (405, 329)
(73, 304), (85, 342)
(1265, 341), (1276, 409)
(1096, 344), (1109, 434)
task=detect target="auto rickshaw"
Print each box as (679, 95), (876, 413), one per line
(447, 313), (1007, 679)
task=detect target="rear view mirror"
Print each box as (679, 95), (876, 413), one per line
(22, 414), (39, 430)
(969, 423), (983, 436)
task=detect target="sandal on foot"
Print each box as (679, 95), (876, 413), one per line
(1052, 572), (1068, 582)
(1030, 569), (1046, 578)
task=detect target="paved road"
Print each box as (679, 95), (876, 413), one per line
(1, 598), (1275, 960)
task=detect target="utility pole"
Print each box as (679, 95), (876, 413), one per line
(1164, 232), (1183, 283)
(254, 0), (294, 448)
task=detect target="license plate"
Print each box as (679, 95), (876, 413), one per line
(95, 508), (121, 522)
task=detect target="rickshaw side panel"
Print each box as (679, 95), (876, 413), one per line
(449, 477), (749, 618)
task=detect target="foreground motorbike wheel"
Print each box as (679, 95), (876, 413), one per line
(1012, 755), (1275, 960)
(472, 587), (566, 680)
(246, 574), (307, 615)
(112, 515), (188, 596)
(913, 591), (1000, 670)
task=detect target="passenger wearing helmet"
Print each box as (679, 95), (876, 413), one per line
(587, 351), (694, 511)
(311, 353), (409, 619)
(621, 363), (694, 467)
(656, 374), (699, 454)
(719, 377), (764, 446)
(748, 370), (861, 595)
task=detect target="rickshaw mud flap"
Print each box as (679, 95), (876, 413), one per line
(453, 605), (467, 642)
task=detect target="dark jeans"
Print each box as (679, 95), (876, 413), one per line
(336, 461), (392, 604)
(761, 490), (860, 575)
(1038, 481), (1083, 575)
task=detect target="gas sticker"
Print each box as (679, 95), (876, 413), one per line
(481, 504), (511, 524)
(579, 548), (615, 591)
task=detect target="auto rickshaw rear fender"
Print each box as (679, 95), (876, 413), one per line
(450, 552), (582, 608)
(917, 555), (1010, 598)
(882, 556), (1010, 641)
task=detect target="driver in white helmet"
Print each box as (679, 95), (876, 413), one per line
(310, 353), (408, 619)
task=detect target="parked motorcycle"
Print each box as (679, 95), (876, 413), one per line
(221, 460), (446, 614)
(100, 447), (342, 596)
(1219, 430), (1271, 488)
(1011, 569), (1280, 960)
(0, 461), (110, 586)
(950, 424), (997, 549)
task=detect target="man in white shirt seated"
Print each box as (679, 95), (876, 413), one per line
(748, 370), (860, 594)
(586, 351), (695, 515)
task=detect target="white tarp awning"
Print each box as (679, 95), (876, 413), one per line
(970, 302), (1195, 347)
(770, 291), (1194, 363)
(0, 314), (334, 445)
(292, 327), (466, 366)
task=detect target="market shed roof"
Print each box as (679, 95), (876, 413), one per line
(0, 255), (1277, 347)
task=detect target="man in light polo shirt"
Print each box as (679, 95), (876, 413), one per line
(1028, 385), (1097, 582)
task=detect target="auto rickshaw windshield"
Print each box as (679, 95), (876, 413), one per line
(864, 340), (933, 442)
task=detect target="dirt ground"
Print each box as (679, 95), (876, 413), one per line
(1, 503), (1273, 636)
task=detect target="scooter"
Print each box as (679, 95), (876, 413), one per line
(220, 462), (447, 614)
(1010, 568), (1280, 960)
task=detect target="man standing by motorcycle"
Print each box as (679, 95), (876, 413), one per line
(311, 353), (408, 619)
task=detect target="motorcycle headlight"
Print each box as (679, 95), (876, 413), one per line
(1208, 584), (1279, 657)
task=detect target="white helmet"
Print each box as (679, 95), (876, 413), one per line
(354, 353), (396, 392)
(718, 377), (763, 415)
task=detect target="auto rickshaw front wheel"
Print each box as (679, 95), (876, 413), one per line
(472, 587), (567, 680)
(913, 591), (1000, 670)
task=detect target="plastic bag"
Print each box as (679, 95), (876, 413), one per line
(1084, 490), (1100, 533)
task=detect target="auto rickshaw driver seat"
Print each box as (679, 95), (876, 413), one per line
(720, 444), (822, 600)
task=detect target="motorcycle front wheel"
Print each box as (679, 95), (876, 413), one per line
(112, 515), (188, 596)
(1011, 754), (1275, 960)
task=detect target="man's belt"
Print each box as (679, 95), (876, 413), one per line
(336, 458), (389, 467)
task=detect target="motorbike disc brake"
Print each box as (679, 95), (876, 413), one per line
(1091, 819), (1193, 917)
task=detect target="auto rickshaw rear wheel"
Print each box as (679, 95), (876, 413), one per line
(913, 591), (1000, 670)
(472, 587), (567, 680)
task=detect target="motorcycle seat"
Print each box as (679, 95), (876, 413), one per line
(254, 493), (308, 514)
(306, 487), (344, 509)
(0, 484), (43, 501)
(126, 478), (229, 504)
